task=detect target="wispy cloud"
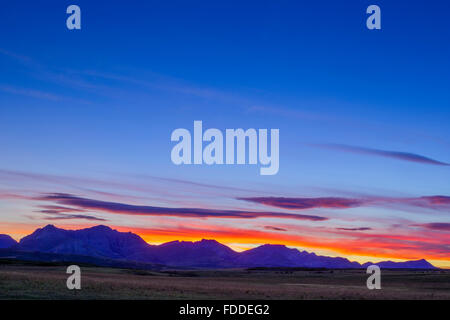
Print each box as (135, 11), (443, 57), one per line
(264, 226), (288, 232)
(0, 48), (34, 65)
(238, 196), (364, 210)
(238, 195), (450, 211)
(247, 105), (328, 122)
(313, 144), (449, 166)
(37, 193), (328, 221)
(41, 212), (107, 222)
(35, 205), (107, 222)
(38, 205), (87, 213)
(413, 223), (450, 232)
(416, 196), (450, 206)
(74, 70), (250, 104)
(336, 227), (372, 231)
(0, 85), (61, 101)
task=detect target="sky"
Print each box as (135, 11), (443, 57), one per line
(0, 1), (449, 267)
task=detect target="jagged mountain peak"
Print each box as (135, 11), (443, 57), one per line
(41, 224), (59, 231)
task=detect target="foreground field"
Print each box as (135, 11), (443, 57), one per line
(0, 262), (449, 299)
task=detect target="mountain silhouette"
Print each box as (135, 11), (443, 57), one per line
(4, 225), (437, 269)
(0, 234), (17, 249)
(362, 259), (436, 269)
(18, 225), (151, 261)
(152, 239), (239, 267)
(236, 244), (362, 268)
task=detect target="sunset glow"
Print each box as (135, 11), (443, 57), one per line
(1, 2), (449, 271)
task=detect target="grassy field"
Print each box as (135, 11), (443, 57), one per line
(0, 261), (449, 300)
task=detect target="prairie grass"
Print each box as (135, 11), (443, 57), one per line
(0, 264), (449, 300)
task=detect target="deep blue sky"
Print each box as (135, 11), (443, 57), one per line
(0, 1), (449, 266)
(1, 0), (449, 188)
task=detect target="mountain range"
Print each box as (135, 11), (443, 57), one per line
(0, 225), (437, 269)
